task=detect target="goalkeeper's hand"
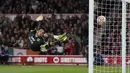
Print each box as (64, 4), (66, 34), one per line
(40, 45), (47, 52)
(40, 42), (54, 52)
(36, 15), (44, 21)
(40, 42), (48, 52)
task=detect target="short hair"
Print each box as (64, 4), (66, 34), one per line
(38, 29), (44, 33)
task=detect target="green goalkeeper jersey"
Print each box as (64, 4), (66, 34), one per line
(28, 30), (48, 52)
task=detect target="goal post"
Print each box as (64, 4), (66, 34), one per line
(122, 1), (126, 73)
(88, 0), (130, 73)
(88, 0), (94, 73)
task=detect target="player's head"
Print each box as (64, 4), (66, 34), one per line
(36, 29), (45, 37)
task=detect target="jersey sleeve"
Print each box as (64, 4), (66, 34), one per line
(28, 30), (36, 44)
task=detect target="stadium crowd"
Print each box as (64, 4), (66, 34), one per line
(0, 15), (129, 55)
(0, 0), (88, 14)
(0, 0), (89, 55)
(0, 0), (130, 56)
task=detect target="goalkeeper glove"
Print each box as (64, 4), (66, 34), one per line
(40, 42), (48, 52)
(40, 42), (54, 52)
(54, 33), (67, 41)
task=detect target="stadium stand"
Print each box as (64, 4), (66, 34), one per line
(0, 0), (88, 14)
(0, 0), (129, 56)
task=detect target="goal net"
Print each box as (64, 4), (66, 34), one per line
(89, 0), (130, 73)
(126, 1), (130, 73)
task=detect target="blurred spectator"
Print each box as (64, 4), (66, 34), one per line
(0, 45), (2, 64)
(0, 46), (9, 65)
(0, 29), (2, 36)
(73, 34), (81, 55)
(55, 42), (64, 55)
(82, 44), (88, 64)
(17, 36), (24, 48)
(48, 46), (57, 55)
(64, 38), (74, 55)
(10, 36), (16, 46)
(94, 46), (104, 65)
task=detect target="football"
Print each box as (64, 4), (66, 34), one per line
(97, 15), (106, 25)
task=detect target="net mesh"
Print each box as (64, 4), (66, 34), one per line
(126, 2), (130, 73)
(93, 0), (130, 73)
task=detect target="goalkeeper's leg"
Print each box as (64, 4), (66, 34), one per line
(40, 33), (68, 52)
(53, 33), (67, 41)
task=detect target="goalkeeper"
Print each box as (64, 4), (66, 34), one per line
(28, 15), (67, 52)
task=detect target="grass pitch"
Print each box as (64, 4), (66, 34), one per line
(0, 65), (129, 73)
(0, 65), (87, 73)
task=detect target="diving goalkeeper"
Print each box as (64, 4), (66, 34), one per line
(28, 15), (67, 52)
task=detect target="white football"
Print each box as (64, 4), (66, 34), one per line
(97, 15), (106, 25)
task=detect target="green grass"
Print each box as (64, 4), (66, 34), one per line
(0, 65), (87, 73)
(0, 65), (129, 73)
